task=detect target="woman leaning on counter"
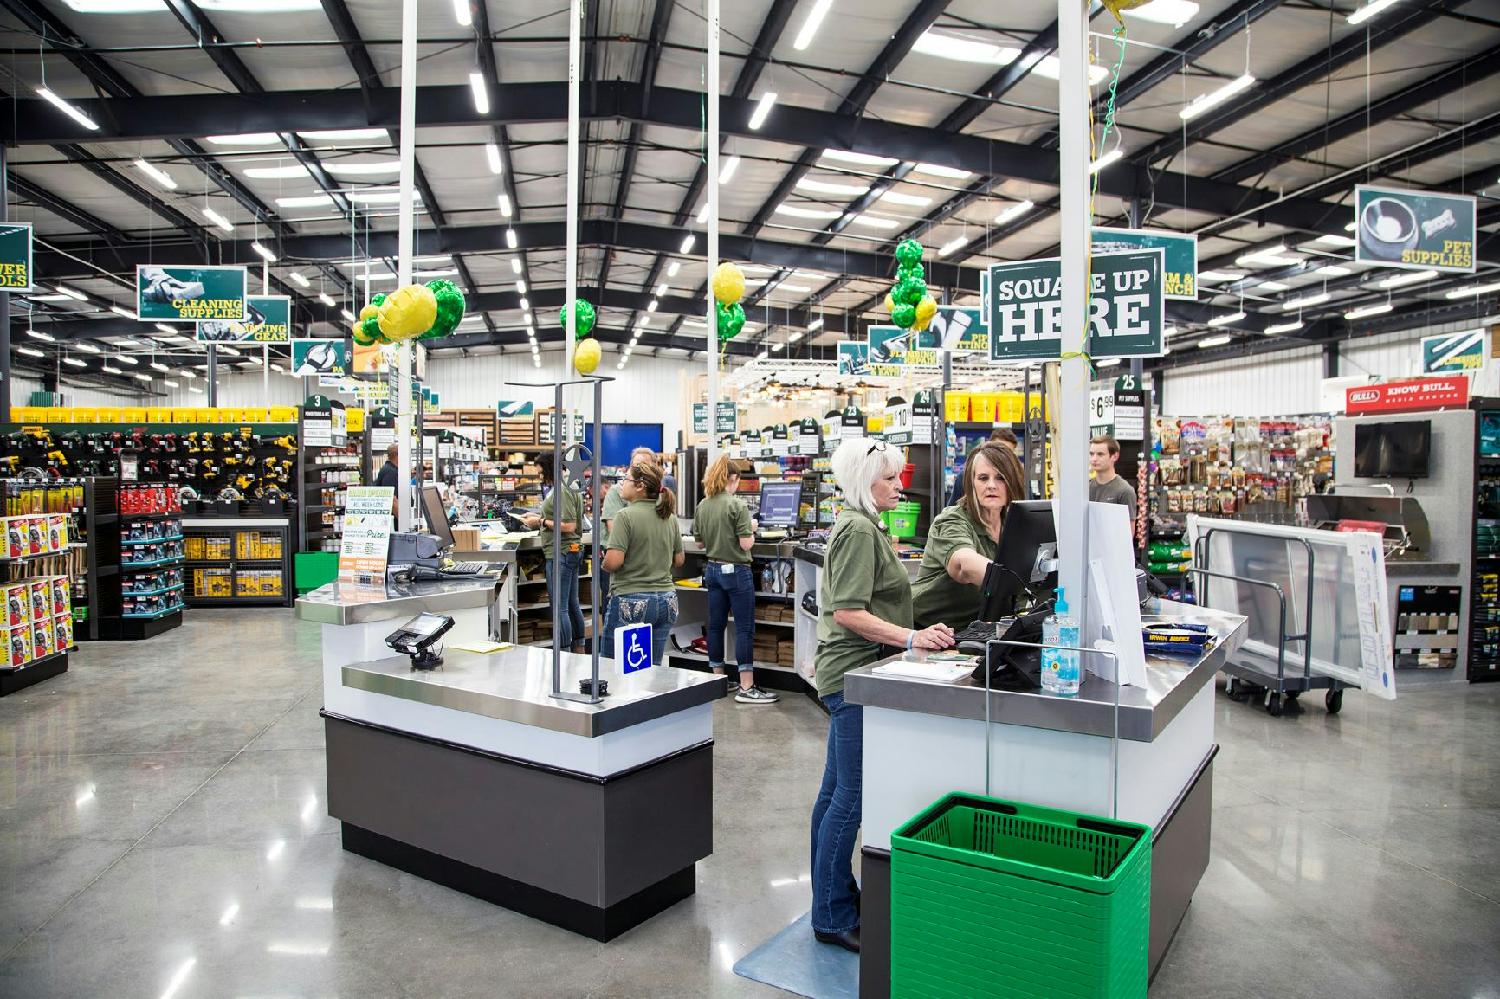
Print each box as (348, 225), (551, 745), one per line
(911, 441), (1025, 629)
(809, 438), (955, 955)
(600, 459), (684, 666)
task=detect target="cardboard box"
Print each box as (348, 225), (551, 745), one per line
(8, 626), (32, 668)
(31, 617), (53, 659)
(53, 613), (73, 649)
(451, 525), (482, 552)
(29, 580), (50, 622)
(6, 583), (29, 628)
(51, 576), (69, 617)
(6, 519), (24, 559)
(46, 514), (67, 552)
(25, 516), (44, 556)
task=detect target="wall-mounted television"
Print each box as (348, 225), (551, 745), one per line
(1354, 420), (1431, 479)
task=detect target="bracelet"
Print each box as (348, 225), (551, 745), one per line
(905, 629), (915, 651)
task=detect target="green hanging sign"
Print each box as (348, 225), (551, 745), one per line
(136, 264), (248, 322)
(0, 223), (34, 293)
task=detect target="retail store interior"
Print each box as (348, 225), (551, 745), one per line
(0, 0), (1498, 997)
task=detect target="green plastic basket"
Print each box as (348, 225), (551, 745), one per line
(891, 793), (1151, 999)
(883, 501), (921, 539)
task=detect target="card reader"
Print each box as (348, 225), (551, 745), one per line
(385, 612), (455, 670)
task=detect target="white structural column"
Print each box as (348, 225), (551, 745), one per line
(564, 0), (582, 395)
(704, 0), (720, 463)
(1055, 0), (1091, 622)
(394, 0), (418, 530)
(261, 259), (269, 397)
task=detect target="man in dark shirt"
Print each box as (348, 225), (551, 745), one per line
(1088, 435), (1137, 526)
(375, 444), (399, 489)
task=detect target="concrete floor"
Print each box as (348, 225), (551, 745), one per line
(1, 608), (1498, 998)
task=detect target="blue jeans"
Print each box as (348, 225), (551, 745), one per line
(544, 550), (585, 650)
(706, 562), (755, 675)
(602, 590), (678, 665)
(811, 690), (863, 934)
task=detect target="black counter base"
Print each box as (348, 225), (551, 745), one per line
(342, 822), (695, 942)
(0, 651), (69, 696)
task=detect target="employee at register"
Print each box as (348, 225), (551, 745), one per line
(912, 442), (1024, 630)
(523, 454), (585, 653)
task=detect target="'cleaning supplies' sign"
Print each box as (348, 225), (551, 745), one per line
(0, 223), (34, 292)
(197, 294), (291, 343)
(987, 249), (1164, 363)
(136, 265), (248, 323)
(836, 341), (870, 376)
(1355, 184), (1476, 273)
(1421, 329), (1486, 373)
(1092, 226), (1197, 300)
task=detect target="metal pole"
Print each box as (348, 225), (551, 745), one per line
(0, 146), (11, 418)
(207, 345), (219, 406)
(565, 0), (581, 382)
(1057, 0), (1091, 626)
(705, 0), (720, 464)
(261, 259), (270, 398)
(551, 384), (564, 696)
(394, 0), (417, 531)
(590, 377), (603, 677)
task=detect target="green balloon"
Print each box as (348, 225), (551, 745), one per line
(558, 299), (596, 339)
(424, 279), (466, 339)
(894, 239), (924, 267)
(716, 301), (746, 340)
(896, 263), (923, 284)
(355, 316), (382, 345)
(897, 278), (927, 306)
(370, 292), (387, 307)
(891, 303), (917, 329)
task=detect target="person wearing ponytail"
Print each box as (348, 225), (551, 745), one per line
(601, 460), (685, 666)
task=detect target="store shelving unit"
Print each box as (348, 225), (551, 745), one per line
(298, 441), (361, 554)
(183, 518), (294, 607)
(1471, 399), (1499, 684)
(97, 483), (185, 641)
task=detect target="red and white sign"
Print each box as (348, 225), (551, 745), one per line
(1345, 377), (1469, 415)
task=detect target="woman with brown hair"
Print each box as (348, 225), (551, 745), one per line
(912, 442), (1026, 630)
(601, 459), (684, 665)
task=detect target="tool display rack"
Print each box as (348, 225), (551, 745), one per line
(182, 519), (295, 608)
(96, 479), (185, 641)
(0, 478), (93, 694)
(1471, 398), (1500, 683)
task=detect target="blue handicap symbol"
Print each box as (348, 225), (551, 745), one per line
(618, 622), (653, 674)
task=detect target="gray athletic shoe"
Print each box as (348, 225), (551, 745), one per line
(735, 685), (780, 705)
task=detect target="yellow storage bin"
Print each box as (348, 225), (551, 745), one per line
(10, 406), (39, 423)
(346, 408), (366, 432)
(238, 407), (265, 423)
(996, 392), (1025, 424)
(121, 408), (147, 423)
(944, 392), (970, 422)
(269, 406), (298, 423)
(146, 407), (170, 423)
(96, 407), (120, 423)
(969, 393), (999, 424)
(70, 408), (97, 423)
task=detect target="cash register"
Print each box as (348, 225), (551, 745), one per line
(754, 480), (802, 542)
(387, 485), (488, 577)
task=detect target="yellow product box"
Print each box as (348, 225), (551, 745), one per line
(121, 408), (147, 423)
(6, 582), (29, 627)
(146, 408), (171, 423)
(9, 406), (37, 422)
(969, 393), (999, 423)
(51, 576), (70, 617)
(8, 626), (32, 668)
(944, 392), (970, 422)
(54, 614), (73, 650)
(238, 407), (266, 423)
(269, 406), (298, 423)
(30, 616), (53, 659)
(995, 392), (1025, 424)
(69, 408), (97, 423)
(46, 514), (68, 552)
(95, 407), (120, 423)
(346, 408), (366, 432)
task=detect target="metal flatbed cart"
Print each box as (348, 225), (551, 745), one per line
(1191, 526), (1350, 717)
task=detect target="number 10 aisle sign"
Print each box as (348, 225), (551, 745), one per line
(988, 249), (1165, 362)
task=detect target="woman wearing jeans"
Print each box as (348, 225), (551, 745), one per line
(601, 460), (683, 665)
(810, 438), (955, 954)
(694, 456), (778, 705)
(523, 453), (585, 652)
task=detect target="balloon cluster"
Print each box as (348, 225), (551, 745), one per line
(712, 263), (746, 344)
(560, 298), (601, 375)
(351, 279), (467, 346)
(883, 239), (937, 332)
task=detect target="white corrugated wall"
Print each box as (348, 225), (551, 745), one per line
(11, 373), (148, 409)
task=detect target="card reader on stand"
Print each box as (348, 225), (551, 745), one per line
(385, 612), (455, 670)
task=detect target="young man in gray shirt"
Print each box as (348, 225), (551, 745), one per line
(1088, 435), (1137, 527)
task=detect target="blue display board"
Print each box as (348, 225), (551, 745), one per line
(583, 423), (664, 467)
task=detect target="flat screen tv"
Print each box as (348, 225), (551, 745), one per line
(1353, 420), (1431, 479)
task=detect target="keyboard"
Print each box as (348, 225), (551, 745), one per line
(955, 617), (1016, 653)
(442, 560), (488, 575)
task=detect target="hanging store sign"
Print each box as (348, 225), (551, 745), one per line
(931, 306), (988, 354)
(302, 395), (347, 447)
(692, 401), (737, 436)
(1092, 226), (1197, 300)
(1112, 374), (1146, 441)
(867, 324), (939, 374)
(987, 249), (1165, 363)
(836, 341), (870, 376)
(352, 340), (390, 374)
(292, 339), (350, 378)
(1355, 185), (1476, 273)
(136, 264), (247, 323)
(1421, 329), (1486, 374)
(197, 294), (291, 343)
(1345, 377), (1470, 415)
(0, 223), (34, 293)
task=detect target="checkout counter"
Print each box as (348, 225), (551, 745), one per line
(845, 599), (1247, 996)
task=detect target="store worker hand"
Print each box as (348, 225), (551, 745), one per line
(521, 514), (542, 529)
(911, 623), (956, 651)
(140, 267), (205, 303)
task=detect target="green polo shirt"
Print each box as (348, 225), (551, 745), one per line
(605, 500), (683, 594)
(815, 508), (913, 697)
(599, 482), (628, 546)
(911, 504), (1001, 629)
(536, 486), (583, 558)
(693, 491), (753, 565)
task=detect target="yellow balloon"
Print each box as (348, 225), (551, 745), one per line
(377, 283), (438, 341)
(573, 337), (601, 375)
(358, 303), (379, 322)
(914, 295), (937, 329)
(712, 262), (746, 305)
(884, 292), (896, 315)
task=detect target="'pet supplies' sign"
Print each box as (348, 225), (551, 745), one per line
(988, 249), (1164, 363)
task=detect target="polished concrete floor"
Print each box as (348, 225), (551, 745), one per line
(1, 609), (1498, 998)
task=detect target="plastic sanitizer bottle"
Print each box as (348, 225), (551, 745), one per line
(1040, 588), (1081, 697)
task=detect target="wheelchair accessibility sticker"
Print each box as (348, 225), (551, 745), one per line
(615, 623), (653, 674)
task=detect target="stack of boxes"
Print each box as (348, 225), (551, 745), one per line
(5, 575), (73, 669)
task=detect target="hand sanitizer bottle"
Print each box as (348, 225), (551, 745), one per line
(1040, 588), (1081, 697)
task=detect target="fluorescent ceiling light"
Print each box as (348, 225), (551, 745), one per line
(73, 341), (102, 355)
(102, 364), (122, 374)
(797, 177), (869, 197)
(515, 280), (527, 294)
(1345, 221), (1357, 232)
(150, 361), (170, 372)
(511, 258), (522, 275)
(938, 236), (969, 257)
(155, 323), (176, 334)
(1445, 280), (1500, 299)
(505, 229), (518, 249)
(469, 72), (490, 115)
(485, 143), (504, 174)
(133, 158), (176, 190)
(1236, 245), (1300, 267)
(1316, 234), (1356, 247)
(275, 194), (334, 208)
(164, 380), (180, 387)
(880, 190), (932, 207)
(808, 316), (824, 331)
(1281, 292), (1328, 311)
(655, 283), (667, 296)
(851, 215), (902, 230)
(994, 200), (1034, 225)
(26, 329), (54, 341)
(63, 357), (88, 367)
(913, 163), (971, 179)
(324, 161), (400, 177)
(680, 234), (696, 254)
(243, 163), (310, 179)
(216, 345), (240, 357)
(1179, 74), (1255, 121)
(748, 92), (778, 131)
(771, 342), (785, 352)
(340, 308), (355, 322)
(17, 346), (45, 358)
(1207, 311), (1245, 326)
(1090, 149), (1124, 174)
(1122, 0), (1199, 27)
(911, 30), (1012, 64)
(1265, 320), (1304, 335)
(27, 294), (70, 302)
(35, 87), (100, 131)
(1344, 303), (1393, 319)
(1315, 265), (1352, 277)
(719, 156), (741, 185)
(202, 208), (235, 232)
(289, 272), (310, 288)
(1197, 334), (1231, 348)
(788, 331), (804, 343)
(134, 372), (153, 382)
(647, 299), (658, 313)
(1378, 269), (1437, 289)
(207, 133), (281, 146)
(820, 149), (898, 169)
(667, 261), (682, 277)
(348, 189), (421, 205)
(318, 292), (335, 306)
(519, 297), (529, 310)
(116, 354), (139, 365)
(108, 305), (136, 320)
(1348, 0), (1400, 25)
(55, 284), (88, 301)
(1198, 270), (1244, 282)
(451, 0), (471, 26)
(792, 0), (834, 50)
(498, 194), (513, 217)
(251, 241), (277, 263)
(770, 283), (813, 294)
(297, 128), (387, 143)
(189, 385), (204, 394)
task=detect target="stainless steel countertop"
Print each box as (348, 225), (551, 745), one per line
(340, 646), (725, 737)
(844, 600), (1248, 743)
(296, 575), (502, 625)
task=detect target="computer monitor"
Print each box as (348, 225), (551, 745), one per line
(978, 500), (1057, 618)
(420, 484), (456, 550)
(757, 481), (802, 529)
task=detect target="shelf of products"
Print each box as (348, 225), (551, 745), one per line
(299, 439), (363, 553)
(98, 482), (185, 640)
(183, 522), (293, 607)
(1471, 402), (1500, 683)
(0, 539), (76, 694)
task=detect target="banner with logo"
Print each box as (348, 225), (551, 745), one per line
(1346, 377), (1470, 415)
(930, 305), (988, 353)
(1421, 329), (1486, 373)
(0, 223), (34, 293)
(1092, 226), (1197, 300)
(867, 324), (939, 372)
(292, 339), (350, 377)
(136, 264), (247, 323)
(836, 341), (870, 376)
(1355, 185), (1476, 273)
(988, 249), (1164, 362)
(197, 294), (291, 343)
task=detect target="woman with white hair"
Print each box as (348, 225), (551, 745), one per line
(809, 438), (955, 954)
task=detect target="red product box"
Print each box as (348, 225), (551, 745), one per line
(51, 577), (70, 617)
(31, 617), (53, 659)
(8, 626), (32, 668)
(29, 580), (49, 622)
(53, 614), (73, 650)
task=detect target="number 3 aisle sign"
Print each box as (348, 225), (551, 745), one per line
(988, 249), (1165, 362)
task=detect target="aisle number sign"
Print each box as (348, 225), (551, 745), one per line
(1092, 227), (1197, 300)
(0, 224), (34, 292)
(196, 294), (291, 343)
(136, 264), (247, 323)
(987, 249), (1165, 362)
(692, 401), (738, 436)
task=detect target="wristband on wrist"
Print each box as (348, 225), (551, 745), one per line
(905, 629), (916, 651)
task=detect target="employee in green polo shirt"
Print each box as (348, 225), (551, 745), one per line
(523, 453), (585, 652)
(912, 442), (1025, 630)
(601, 459), (684, 666)
(598, 446), (660, 604)
(809, 438), (955, 955)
